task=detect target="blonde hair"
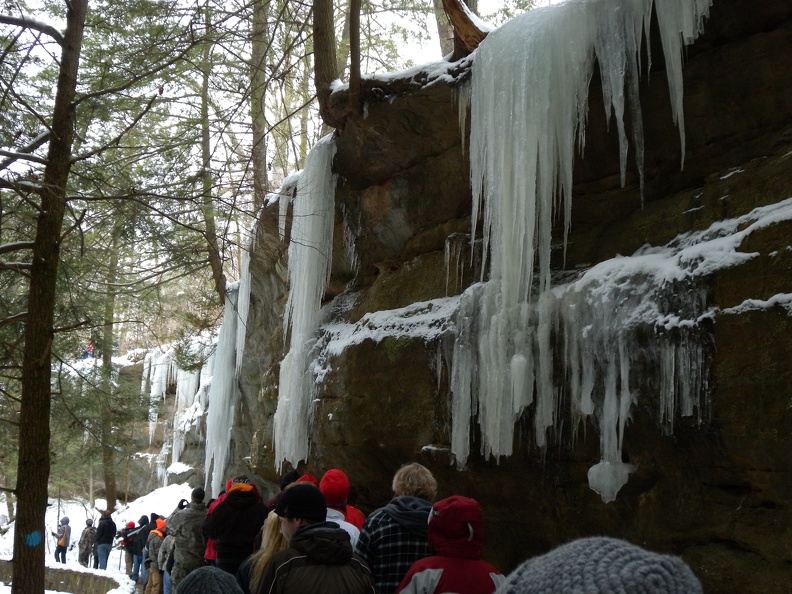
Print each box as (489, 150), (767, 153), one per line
(249, 511), (289, 593)
(392, 463), (437, 501)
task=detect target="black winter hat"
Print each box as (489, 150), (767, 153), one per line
(191, 487), (205, 503)
(176, 565), (244, 594)
(280, 469), (301, 491)
(274, 483), (327, 522)
(138, 515), (148, 525)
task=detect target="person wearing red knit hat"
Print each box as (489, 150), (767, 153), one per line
(320, 469), (366, 530)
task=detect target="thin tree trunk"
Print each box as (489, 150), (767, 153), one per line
(250, 0), (271, 210)
(299, 59), (310, 167)
(13, 1), (87, 592)
(201, 2), (226, 304)
(433, 0), (455, 57)
(313, 0), (337, 125)
(100, 226), (122, 509)
(348, 0), (361, 114)
(335, 0), (352, 77)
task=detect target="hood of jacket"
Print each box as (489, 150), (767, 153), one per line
(382, 496), (432, 538)
(290, 521), (353, 564)
(427, 496), (483, 559)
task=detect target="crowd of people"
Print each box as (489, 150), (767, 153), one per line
(54, 462), (704, 594)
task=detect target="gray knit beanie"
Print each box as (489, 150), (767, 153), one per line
(176, 566), (244, 594)
(497, 537), (703, 594)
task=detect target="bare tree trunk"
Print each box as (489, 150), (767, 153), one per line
(250, 0), (271, 210)
(313, 0), (337, 126)
(201, 2), (226, 304)
(335, 0), (352, 78)
(13, 1), (87, 592)
(348, 0), (361, 114)
(100, 226), (121, 509)
(433, 0), (455, 57)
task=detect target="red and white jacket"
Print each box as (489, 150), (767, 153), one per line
(396, 496), (505, 594)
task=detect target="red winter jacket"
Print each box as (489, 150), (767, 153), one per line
(396, 496), (504, 594)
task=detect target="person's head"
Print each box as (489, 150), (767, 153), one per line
(126, 521), (135, 529)
(138, 514), (149, 526)
(191, 486), (206, 503)
(155, 518), (167, 533)
(176, 565), (244, 594)
(498, 537), (703, 594)
(150, 512), (159, 522)
(280, 470), (301, 491)
(320, 469), (350, 509)
(86, 519), (94, 527)
(60, 516), (69, 525)
(428, 496), (484, 559)
(392, 463), (437, 501)
(249, 512), (291, 594)
(274, 483), (326, 541)
(294, 473), (319, 487)
(100, 510), (112, 520)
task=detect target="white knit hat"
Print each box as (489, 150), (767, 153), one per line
(497, 537), (703, 594)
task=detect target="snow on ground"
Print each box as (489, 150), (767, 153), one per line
(0, 484), (193, 594)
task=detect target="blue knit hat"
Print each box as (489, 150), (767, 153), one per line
(497, 537), (702, 594)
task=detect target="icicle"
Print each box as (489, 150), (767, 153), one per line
(204, 285), (240, 496)
(449, 0), (712, 495)
(274, 135), (337, 471)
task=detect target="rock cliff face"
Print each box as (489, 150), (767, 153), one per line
(231, 1), (792, 592)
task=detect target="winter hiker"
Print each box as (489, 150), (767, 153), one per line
(77, 518), (96, 567)
(354, 462), (438, 594)
(169, 486), (208, 589)
(131, 514), (150, 583)
(495, 536), (703, 594)
(203, 493), (224, 566)
(138, 512), (161, 585)
(96, 509), (117, 570)
(396, 496), (504, 594)
(52, 516), (71, 564)
(203, 475), (267, 575)
(237, 510), (290, 594)
(118, 520), (138, 576)
(319, 469), (361, 546)
(320, 468), (366, 530)
(159, 529), (176, 594)
(145, 517), (168, 594)
(239, 483), (375, 594)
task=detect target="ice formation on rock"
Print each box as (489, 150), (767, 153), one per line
(204, 284), (240, 495)
(274, 136), (337, 471)
(453, 0), (712, 501)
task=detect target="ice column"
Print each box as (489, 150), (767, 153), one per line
(274, 135), (337, 471)
(204, 284), (240, 496)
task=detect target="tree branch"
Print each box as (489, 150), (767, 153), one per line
(0, 14), (64, 46)
(0, 241), (35, 256)
(0, 312), (28, 329)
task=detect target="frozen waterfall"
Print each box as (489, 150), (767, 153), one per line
(454, 0), (712, 502)
(274, 135), (337, 471)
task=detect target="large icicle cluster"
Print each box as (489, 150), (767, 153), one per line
(274, 136), (337, 471)
(453, 0), (712, 501)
